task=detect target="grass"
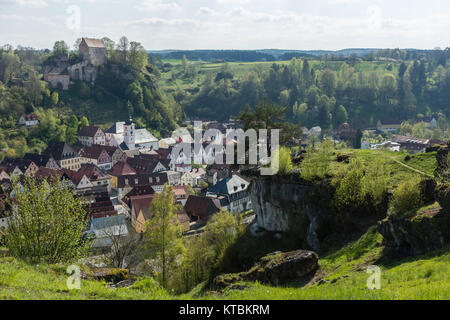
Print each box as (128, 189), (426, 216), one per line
(328, 149), (437, 188)
(1, 227), (448, 300)
(0, 256), (171, 300)
(186, 229), (450, 300)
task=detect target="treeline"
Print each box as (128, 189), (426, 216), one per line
(180, 56), (450, 131)
(152, 50), (276, 62)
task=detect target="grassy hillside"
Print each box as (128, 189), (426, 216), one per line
(186, 229), (450, 300)
(2, 230), (449, 300)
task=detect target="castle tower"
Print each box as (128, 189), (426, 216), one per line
(124, 116), (135, 150)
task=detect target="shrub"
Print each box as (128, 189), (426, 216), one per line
(277, 147), (293, 175)
(5, 176), (91, 264)
(390, 178), (423, 217)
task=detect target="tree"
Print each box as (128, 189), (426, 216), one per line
(320, 69), (336, 97)
(50, 91), (59, 106)
(143, 185), (185, 288)
(101, 37), (115, 60)
(80, 116), (89, 128)
(182, 55), (188, 73)
(5, 176), (91, 264)
(53, 41), (69, 55)
(128, 41), (148, 70)
(334, 105), (348, 127)
(117, 36), (129, 65)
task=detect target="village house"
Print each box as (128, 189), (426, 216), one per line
(77, 163), (111, 191)
(43, 141), (81, 171)
(18, 113), (39, 127)
(0, 158), (39, 177)
(184, 196), (221, 223)
(106, 118), (159, 151)
(391, 135), (431, 154)
(23, 153), (60, 170)
(88, 215), (128, 248)
(181, 168), (206, 187)
(78, 126), (106, 147)
(0, 165), (22, 180)
(111, 173), (169, 199)
(166, 170), (182, 186)
(206, 174), (252, 214)
(126, 157), (170, 175)
(377, 120), (403, 134)
(79, 146), (113, 171)
(61, 169), (93, 190)
(206, 164), (231, 186)
(108, 161), (136, 177)
(173, 185), (190, 206)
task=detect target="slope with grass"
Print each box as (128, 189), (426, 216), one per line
(185, 228), (450, 300)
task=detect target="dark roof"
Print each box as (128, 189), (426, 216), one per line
(78, 126), (103, 137)
(184, 196), (220, 220)
(108, 161), (136, 177)
(43, 142), (78, 161)
(33, 167), (62, 181)
(0, 158), (36, 173)
(80, 146), (110, 161)
(116, 173), (169, 189)
(208, 174), (249, 195)
(78, 163), (109, 181)
(23, 153), (55, 167)
(126, 157), (167, 174)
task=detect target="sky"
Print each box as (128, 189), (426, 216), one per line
(0, 0), (449, 51)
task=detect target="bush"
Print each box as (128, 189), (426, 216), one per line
(390, 178), (423, 217)
(5, 176), (91, 264)
(277, 147), (293, 175)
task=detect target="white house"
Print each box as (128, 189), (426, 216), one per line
(18, 114), (39, 127)
(88, 215), (128, 248)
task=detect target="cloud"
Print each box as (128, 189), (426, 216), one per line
(198, 7), (216, 16)
(0, 0), (48, 7)
(135, 0), (181, 13)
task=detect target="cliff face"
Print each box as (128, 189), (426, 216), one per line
(249, 175), (334, 253)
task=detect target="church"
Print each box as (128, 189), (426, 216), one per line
(106, 117), (159, 151)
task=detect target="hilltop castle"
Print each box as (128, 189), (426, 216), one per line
(43, 38), (107, 90)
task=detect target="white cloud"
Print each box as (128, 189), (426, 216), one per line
(0, 0), (48, 7)
(135, 0), (181, 13)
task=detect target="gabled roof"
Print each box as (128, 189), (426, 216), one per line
(81, 38), (105, 48)
(208, 174), (249, 195)
(23, 153), (55, 167)
(126, 157), (163, 174)
(33, 167), (62, 181)
(78, 126), (104, 137)
(108, 161), (136, 177)
(0, 158), (36, 173)
(43, 142), (78, 160)
(78, 163), (107, 181)
(80, 146), (111, 161)
(184, 196), (220, 219)
(135, 128), (158, 144)
(61, 169), (87, 185)
(20, 114), (39, 121)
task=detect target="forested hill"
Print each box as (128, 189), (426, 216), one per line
(157, 49), (450, 131)
(149, 48), (450, 62)
(0, 37), (184, 160)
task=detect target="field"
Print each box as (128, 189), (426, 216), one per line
(158, 58), (401, 95)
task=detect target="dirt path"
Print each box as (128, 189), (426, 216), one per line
(390, 157), (434, 178)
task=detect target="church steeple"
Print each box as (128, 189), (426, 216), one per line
(124, 101), (135, 149)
